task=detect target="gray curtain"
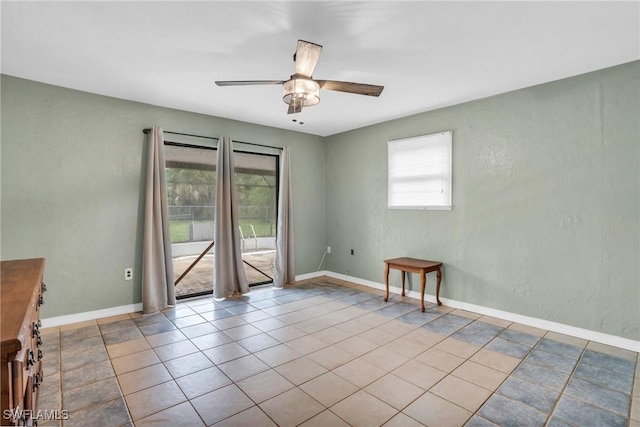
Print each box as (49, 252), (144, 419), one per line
(214, 137), (249, 298)
(274, 147), (295, 287)
(142, 126), (176, 314)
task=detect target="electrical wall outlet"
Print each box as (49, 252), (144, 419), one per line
(327, 246), (331, 254)
(124, 268), (133, 280)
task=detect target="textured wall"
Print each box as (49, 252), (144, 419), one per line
(324, 62), (639, 341)
(1, 75), (326, 317)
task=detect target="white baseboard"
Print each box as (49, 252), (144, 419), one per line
(314, 270), (640, 353)
(42, 303), (143, 328)
(42, 271), (639, 353)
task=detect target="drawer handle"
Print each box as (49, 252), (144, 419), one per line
(39, 294), (45, 306)
(27, 349), (36, 368)
(38, 349), (43, 361)
(42, 282), (47, 292)
(32, 321), (40, 338)
(34, 372), (42, 390)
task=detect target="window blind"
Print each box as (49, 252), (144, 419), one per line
(388, 131), (452, 210)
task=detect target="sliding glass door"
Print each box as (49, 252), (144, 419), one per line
(165, 143), (278, 298)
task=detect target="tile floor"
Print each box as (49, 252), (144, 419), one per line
(38, 277), (639, 427)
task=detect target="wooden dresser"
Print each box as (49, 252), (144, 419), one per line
(1, 259), (46, 426)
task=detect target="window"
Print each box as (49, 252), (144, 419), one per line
(388, 131), (452, 210)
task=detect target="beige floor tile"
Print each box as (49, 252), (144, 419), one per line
(59, 319), (97, 331)
(124, 380), (186, 420)
(259, 388), (324, 427)
(176, 366), (232, 399)
(586, 341), (638, 361)
(358, 327), (401, 346)
(383, 412), (424, 427)
(544, 331), (588, 349)
(434, 337), (481, 359)
(630, 396), (639, 421)
(252, 317), (288, 332)
(163, 351), (214, 379)
(299, 410), (350, 427)
(365, 374), (425, 410)
(430, 375), (492, 412)
(360, 346), (410, 372)
(333, 358), (386, 388)
(286, 335), (329, 355)
(403, 392), (472, 426)
(222, 323), (263, 341)
(300, 372), (359, 407)
(111, 349), (161, 375)
(450, 309), (482, 320)
(313, 326), (357, 344)
(392, 359), (447, 390)
(190, 331), (234, 351)
(266, 325), (307, 342)
(154, 339), (199, 361)
(307, 345), (356, 370)
(334, 336), (378, 357)
(470, 348), (521, 374)
(359, 312), (392, 327)
(144, 329), (187, 348)
(212, 406), (277, 427)
(136, 401), (205, 427)
(331, 390), (398, 427)
(383, 337), (429, 358)
(255, 343), (303, 367)
(203, 342), (250, 364)
(275, 357), (328, 385)
(403, 328), (448, 348)
(507, 322), (547, 337)
(378, 319), (418, 336)
(237, 333), (280, 353)
(117, 363), (172, 395)
(452, 360), (507, 391)
(211, 316), (248, 330)
(219, 354), (270, 382)
(41, 326), (60, 336)
(191, 384), (254, 426)
(236, 369), (295, 403)
(106, 337), (151, 359)
(97, 313), (132, 325)
(477, 315), (512, 328)
(334, 319), (373, 334)
(415, 347), (465, 373)
(296, 317), (332, 334)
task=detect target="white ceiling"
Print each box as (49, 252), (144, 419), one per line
(2, 1), (638, 137)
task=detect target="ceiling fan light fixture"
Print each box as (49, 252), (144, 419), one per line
(283, 77), (320, 107)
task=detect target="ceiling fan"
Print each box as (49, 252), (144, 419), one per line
(215, 40), (384, 114)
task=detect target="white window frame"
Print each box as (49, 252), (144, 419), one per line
(387, 131), (452, 210)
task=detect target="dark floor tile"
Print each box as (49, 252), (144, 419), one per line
(339, 292), (378, 305)
(60, 335), (104, 356)
(525, 348), (578, 374)
(498, 329), (540, 348)
(580, 349), (636, 376)
(61, 345), (109, 371)
(465, 415), (501, 427)
(41, 333), (60, 352)
(249, 299), (281, 309)
(485, 337), (532, 359)
(552, 395), (627, 427)
(61, 325), (101, 344)
(477, 394), (547, 427)
(138, 319), (177, 336)
(226, 304), (259, 315)
(497, 376), (560, 413)
(573, 359), (634, 394)
(512, 361), (569, 392)
(397, 310), (438, 326)
(546, 417), (576, 427)
(453, 321), (504, 347)
(171, 314), (207, 328)
(377, 302), (418, 318)
(98, 319), (138, 335)
(102, 327), (144, 345)
(564, 376), (630, 416)
(422, 313), (472, 335)
(133, 312), (169, 327)
(63, 376), (122, 411)
(216, 298), (249, 308)
(67, 397), (131, 427)
(61, 360), (115, 391)
(43, 349), (60, 374)
(536, 339), (582, 360)
(209, 309), (235, 320)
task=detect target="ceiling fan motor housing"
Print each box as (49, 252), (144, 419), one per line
(283, 75), (320, 106)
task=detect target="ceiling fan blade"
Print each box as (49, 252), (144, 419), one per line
(215, 80), (285, 86)
(294, 40), (322, 77)
(287, 98), (303, 114)
(317, 80), (384, 97)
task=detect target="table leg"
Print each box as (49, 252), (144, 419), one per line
(401, 271), (406, 297)
(420, 272), (426, 312)
(384, 263), (390, 302)
(436, 267), (442, 306)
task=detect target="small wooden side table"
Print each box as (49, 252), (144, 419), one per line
(384, 257), (443, 312)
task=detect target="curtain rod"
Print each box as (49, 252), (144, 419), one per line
(142, 128), (283, 151)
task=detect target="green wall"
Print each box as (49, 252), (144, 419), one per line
(1, 75), (326, 318)
(324, 61), (639, 341)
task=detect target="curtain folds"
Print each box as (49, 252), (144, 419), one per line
(274, 147), (295, 288)
(142, 126), (176, 314)
(214, 137), (249, 298)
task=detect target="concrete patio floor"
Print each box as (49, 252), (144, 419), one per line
(173, 250), (276, 298)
